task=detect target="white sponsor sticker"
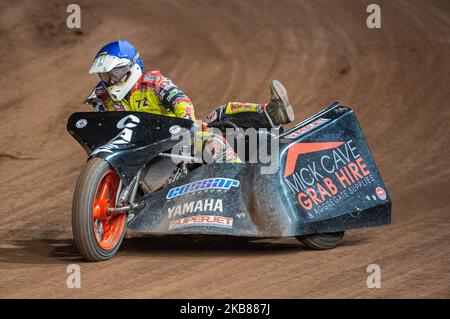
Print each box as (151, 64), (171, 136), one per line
(168, 199), (223, 218)
(169, 125), (181, 135)
(285, 118), (330, 139)
(375, 187), (386, 200)
(76, 119), (88, 129)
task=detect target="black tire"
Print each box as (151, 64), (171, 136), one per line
(72, 157), (126, 262)
(296, 231), (345, 250)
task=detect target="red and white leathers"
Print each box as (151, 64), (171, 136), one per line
(86, 70), (195, 120)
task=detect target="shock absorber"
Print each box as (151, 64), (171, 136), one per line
(109, 171), (143, 215)
(118, 173), (139, 206)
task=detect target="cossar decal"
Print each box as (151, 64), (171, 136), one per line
(166, 178), (240, 199)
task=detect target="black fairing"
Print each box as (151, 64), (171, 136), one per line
(67, 111), (194, 185)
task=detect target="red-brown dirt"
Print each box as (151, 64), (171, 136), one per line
(0, 0), (449, 298)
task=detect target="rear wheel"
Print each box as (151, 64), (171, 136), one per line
(296, 231), (345, 250)
(72, 157), (126, 262)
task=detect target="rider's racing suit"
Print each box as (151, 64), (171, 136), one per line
(87, 71), (270, 163)
(87, 70), (195, 120)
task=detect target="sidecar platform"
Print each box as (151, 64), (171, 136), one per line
(127, 103), (391, 237)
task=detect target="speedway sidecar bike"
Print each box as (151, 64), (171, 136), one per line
(67, 102), (391, 261)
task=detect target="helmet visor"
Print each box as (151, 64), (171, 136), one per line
(99, 65), (131, 87)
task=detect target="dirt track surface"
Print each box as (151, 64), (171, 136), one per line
(0, 0), (449, 298)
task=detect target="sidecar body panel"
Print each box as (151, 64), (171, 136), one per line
(126, 104), (391, 237)
(67, 112), (194, 186)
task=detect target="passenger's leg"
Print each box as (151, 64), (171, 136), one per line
(206, 102), (272, 128)
(265, 80), (295, 125)
(205, 80), (294, 128)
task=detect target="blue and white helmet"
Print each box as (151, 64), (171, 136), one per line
(89, 40), (143, 101)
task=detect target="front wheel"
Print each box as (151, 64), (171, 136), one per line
(72, 157), (126, 262)
(296, 231), (345, 250)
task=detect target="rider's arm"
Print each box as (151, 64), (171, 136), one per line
(85, 81), (109, 112)
(149, 71), (196, 120)
(172, 100), (195, 121)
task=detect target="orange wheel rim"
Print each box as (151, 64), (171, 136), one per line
(92, 169), (126, 251)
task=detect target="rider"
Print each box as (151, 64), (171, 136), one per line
(86, 40), (294, 160)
